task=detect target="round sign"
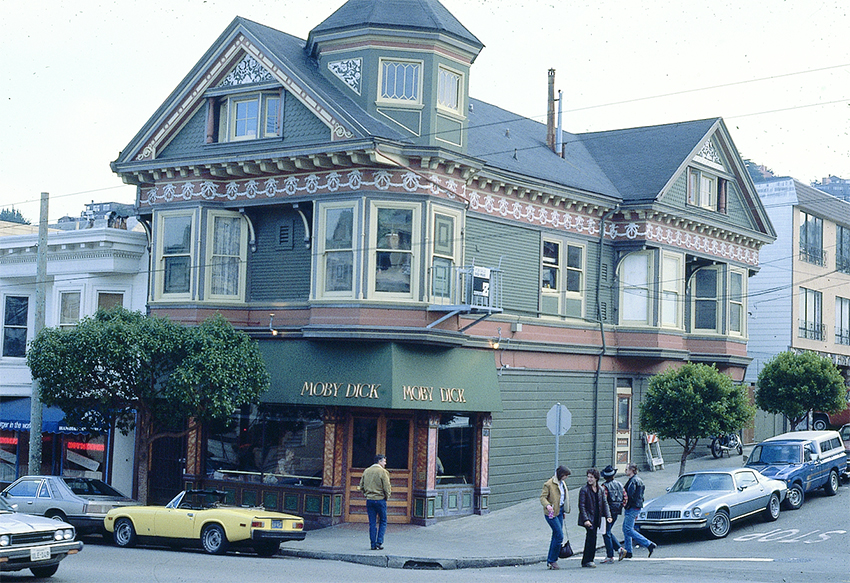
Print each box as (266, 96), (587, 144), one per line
(546, 404), (571, 436)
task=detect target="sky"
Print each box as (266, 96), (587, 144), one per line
(1, 0), (848, 224)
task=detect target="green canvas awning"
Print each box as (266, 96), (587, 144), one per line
(258, 341), (502, 412)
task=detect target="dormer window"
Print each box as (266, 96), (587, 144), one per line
(217, 91), (282, 142)
(687, 168), (716, 210)
(379, 59), (422, 104)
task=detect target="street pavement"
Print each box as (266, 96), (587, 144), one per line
(280, 449), (750, 569)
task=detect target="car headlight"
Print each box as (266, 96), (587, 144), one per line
(63, 529), (75, 540)
(0, 535), (9, 546)
(54, 530), (64, 541)
(692, 507), (702, 518)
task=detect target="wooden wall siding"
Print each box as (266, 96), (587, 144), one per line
(248, 207), (311, 301)
(486, 370), (616, 511)
(665, 173), (688, 207)
(284, 91), (331, 144)
(159, 107), (207, 159)
(465, 217), (540, 316)
(725, 181), (758, 231)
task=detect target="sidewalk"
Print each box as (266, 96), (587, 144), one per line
(279, 449), (750, 569)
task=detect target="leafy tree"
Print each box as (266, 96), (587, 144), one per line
(27, 308), (269, 502)
(639, 363), (755, 476)
(0, 208), (30, 224)
(756, 350), (846, 429)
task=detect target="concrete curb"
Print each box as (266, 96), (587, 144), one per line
(279, 549), (542, 570)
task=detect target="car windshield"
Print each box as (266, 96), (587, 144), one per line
(167, 490), (227, 510)
(748, 444), (801, 464)
(62, 477), (126, 497)
(670, 473), (734, 492)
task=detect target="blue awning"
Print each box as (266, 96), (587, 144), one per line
(0, 398), (88, 434)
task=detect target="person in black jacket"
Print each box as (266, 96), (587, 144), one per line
(577, 468), (611, 568)
(622, 462), (657, 559)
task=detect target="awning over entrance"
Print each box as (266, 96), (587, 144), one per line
(0, 398), (87, 434)
(259, 341), (502, 412)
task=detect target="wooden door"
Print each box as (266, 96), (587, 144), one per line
(346, 414), (413, 523)
(615, 379), (633, 473)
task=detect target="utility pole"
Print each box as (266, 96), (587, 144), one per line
(28, 192), (48, 474)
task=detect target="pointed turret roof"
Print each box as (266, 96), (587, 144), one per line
(306, 0), (483, 56)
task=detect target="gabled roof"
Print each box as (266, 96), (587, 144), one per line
(466, 99), (619, 200)
(306, 0), (484, 55)
(578, 118), (720, 204)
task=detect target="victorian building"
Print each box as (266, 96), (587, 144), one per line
(111, 0), (774, 526)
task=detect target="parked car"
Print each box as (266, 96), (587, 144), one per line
(1, 475), (137, 535)
(839, 424), (850, 481)
(812, 390), (850, 430)
(0, 494), (83, 578)
(744, 430), (846, 510)
(635, 468), (786, 539)
(104, 489), (306, 556)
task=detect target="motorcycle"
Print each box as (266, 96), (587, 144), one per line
(710, 432), (743, 458)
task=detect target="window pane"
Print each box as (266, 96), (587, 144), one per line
(375, 208), (412, 293)
(433, 214), (454, 257)
(437, 415), (473, 484)
(567, 245), (582, 269)
(163, 216), (192, 254)
(621, 254), (648, 321)
(265, 96), (280, 137)
(325, 252), (353, 292)
(4, 296), (28, 326)
(662, 291), (678, 326)
(3, 296), (28, 357)
(695, 269), (717, 298)
(381, 61), (419, 101)
(695, 300), (717, 329)
(730, 272), (742, 301)
(2, 327), (27, 357)
(234, 99), (259, 137)
(377, 209), (412, 251)
(351, 418), (377, 469)
(432, 257), (452, 298)
(211, 256), (239, 296)
(385, 419), (409, 470)
(98, 293), (123, 310)
(617, 397), (630, 431)
(437, 68), (460, 110)
(60, 292), (81, 326)
(163, 256), (191, 294)
(730, 303), (742, 332)
(566, 269), (581, 292)
(212, 216), (241, 256)
(543, 241), (559, 264)
(325, 208), (353, 250)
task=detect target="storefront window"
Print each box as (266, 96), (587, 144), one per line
(351, 417), (378, 469)
(205, 405), (323, 486)
(437, 415), (474, 484)
(0, 431), (106, 480)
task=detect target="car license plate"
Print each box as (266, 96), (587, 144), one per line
(31, 547), (51, 561)
(271, 520), (282, 529)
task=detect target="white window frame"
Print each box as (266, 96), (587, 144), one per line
(369, 201), (420, 299)
(205, 210), (248, 302)
(661, 252), (683, 329)
(437, 65), (463, 114)
(378, 58), (423, 105)
(218, 91), (282, 142)
(620, 251), (651, 325)
(316, 201), (359, 299)
(428, 205), (463, 301)
(687, 167), (717, 210)
(728, 268), (746, 337)
(691, 266), (721, 333)
(58, 290), (82, 329)
(836, 296), (850, 345)
(541, 239), (585, 318)
(154, 210), (196, 302)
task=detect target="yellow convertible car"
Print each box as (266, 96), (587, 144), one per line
(104, 489), (305, 556)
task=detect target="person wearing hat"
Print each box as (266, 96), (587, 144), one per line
(600, 465), (627, 563)
(540, 465), (571, 570)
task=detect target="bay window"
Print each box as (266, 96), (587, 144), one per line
(156, 211), (195, 300)
(431, 210), (461, 300)
(729, 269), (745, 335)
(206, 211), (247, 300)
(620, 252), (650, 325)
(661, 253), (683, 328)
(692, 267), (720, 332)
(372, 204), (418, 296)
(318, 203), (357, 296)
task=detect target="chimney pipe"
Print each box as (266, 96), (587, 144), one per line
(547, 69), (556, 152)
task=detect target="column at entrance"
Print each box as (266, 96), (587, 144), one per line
(411, 413), (440, 525)
(473, 414), (492, 515)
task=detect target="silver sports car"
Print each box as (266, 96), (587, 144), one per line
(635, 468), (787, 539)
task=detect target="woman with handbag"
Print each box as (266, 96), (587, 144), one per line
(540, 465), (571, 570)
(577, 467), (612, 568)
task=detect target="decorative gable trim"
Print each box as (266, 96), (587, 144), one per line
(134, 34), (355, 162)
(327, 58), (362, 95)
(694, 137), (725, 172)
(218, 54), (274, 86)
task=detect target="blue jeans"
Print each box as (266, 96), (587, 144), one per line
(366, 499), (387, 548)
(622, 507), (653, 553)
(602, 513), (622, 557)
(544, 506), (565, 564)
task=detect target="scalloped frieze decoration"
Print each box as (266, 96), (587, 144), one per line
(218, 54), (273, 86)
(328, 58), (362, 95)
(141, 169), (759, 265)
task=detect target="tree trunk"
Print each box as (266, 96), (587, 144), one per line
(134, 409), (153, 505)
(678, 437), (698, 476)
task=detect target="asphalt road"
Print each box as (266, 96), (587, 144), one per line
(4, 483), (847, 583)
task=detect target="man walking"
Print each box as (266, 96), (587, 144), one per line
(622, 462), (657, 559)
(359, 454), (392, 550)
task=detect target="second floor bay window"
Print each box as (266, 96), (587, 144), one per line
(692, 267), (720, 333)
(319, 204), (356, 295)
(158, 212), (195, 298)
(206, 211), (248, 300)
(620, 251), (650, 325)
(373, 206), (416, 295)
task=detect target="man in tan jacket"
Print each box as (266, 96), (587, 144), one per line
(359, 454), (392, 550)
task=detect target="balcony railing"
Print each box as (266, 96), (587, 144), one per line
(836, 327), (850, 346)
(799, 246), (827, 266)
(798, 319), (826, 341)
(836, 254), (850, 275)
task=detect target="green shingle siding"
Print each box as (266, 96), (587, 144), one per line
(248, 208), (311, 301)
(159, 106), (206, 159)
(284, 91), (330, 144)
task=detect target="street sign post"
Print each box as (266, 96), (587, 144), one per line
(546, 403), (571, 469)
